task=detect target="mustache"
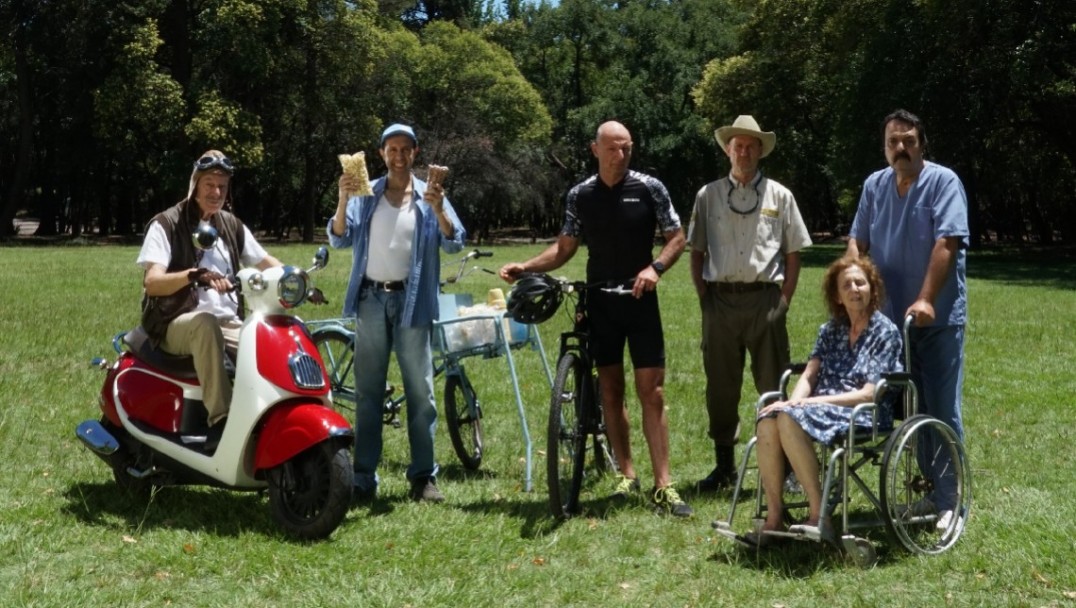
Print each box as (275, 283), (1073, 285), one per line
(894, 151), (911, 162)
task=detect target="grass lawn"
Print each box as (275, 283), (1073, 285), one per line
(1, 240), (1074, 607)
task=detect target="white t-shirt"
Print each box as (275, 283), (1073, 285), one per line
(136, 220), (269, 320)
(364, 196), (415, 282)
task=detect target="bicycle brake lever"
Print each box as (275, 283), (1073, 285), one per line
(600, 285), (633, 296)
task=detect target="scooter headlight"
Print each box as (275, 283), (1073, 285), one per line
(278, 266), (309, 308)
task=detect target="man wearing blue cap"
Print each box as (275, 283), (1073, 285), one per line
(329, 123), (467, 503)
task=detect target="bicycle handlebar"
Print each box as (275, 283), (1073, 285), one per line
(443, 249), (496, 284)
(462, 248), (493, 260)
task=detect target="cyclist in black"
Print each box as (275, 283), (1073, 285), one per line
(499, 121), (692, 517)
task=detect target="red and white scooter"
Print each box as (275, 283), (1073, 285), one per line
(76, 230), (353, 540)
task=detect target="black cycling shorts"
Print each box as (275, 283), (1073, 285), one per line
(588, 287), (665, 369)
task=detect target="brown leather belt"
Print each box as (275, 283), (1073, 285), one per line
(709, 281), (773, 293)
(362, 278), (406, 292)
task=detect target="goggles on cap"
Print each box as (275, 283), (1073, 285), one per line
(193, 155), (235, 174)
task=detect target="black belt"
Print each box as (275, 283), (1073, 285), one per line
(362, 278), (406, 292)
(709, 281), (774, 294)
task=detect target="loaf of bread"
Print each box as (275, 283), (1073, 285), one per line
(337, 151), (373, 196)
(427, 164), (449, 188)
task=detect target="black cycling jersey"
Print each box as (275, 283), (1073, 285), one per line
(561, 170), (680, 283)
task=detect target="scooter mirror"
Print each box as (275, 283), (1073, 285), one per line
(192, 224), (219, 251)
(312, 246), (329, 270)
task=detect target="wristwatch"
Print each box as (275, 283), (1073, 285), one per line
(651, 261), (666, 276)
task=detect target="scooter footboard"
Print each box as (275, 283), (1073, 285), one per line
(254, 400), (353, 471)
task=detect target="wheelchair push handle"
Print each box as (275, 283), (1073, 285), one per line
(902, 313), (915, 371)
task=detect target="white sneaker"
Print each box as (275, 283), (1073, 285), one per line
(935, 509), (961, 532)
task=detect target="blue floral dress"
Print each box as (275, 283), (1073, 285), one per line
(761, 311), (903, 445)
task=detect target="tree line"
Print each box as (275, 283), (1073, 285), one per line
(2, 0), (1073, 246)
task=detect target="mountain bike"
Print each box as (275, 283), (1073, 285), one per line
(523, 275), (633, 518)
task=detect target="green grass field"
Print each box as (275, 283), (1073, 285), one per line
(1, 241), (1074, 607)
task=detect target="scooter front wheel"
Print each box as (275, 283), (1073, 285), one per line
(267, 440), (351, 540)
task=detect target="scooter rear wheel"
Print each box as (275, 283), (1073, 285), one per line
(102, 418), (158, 498)
(267, 440), (351, 540)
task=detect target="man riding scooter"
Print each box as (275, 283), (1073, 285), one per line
(136, 150), (282, 446)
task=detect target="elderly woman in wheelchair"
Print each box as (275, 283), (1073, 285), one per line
(743, 255), (903, 547)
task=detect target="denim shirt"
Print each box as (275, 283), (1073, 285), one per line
(327, 175), (466, 326)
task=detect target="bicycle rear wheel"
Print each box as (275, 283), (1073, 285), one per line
(312, 327), (356, 423)
(444, 372), (483, 470)
(548, 353), (588, 519)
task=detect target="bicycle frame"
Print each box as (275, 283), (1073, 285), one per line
(555, 285), (603, 436)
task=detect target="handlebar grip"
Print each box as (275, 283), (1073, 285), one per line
(474, 250), (494, 258)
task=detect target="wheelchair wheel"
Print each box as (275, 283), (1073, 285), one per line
(312, 328), (356, 423)
(444, 373), (483, 470)
(880, 414), (971, 554)
(548, 353), (587, 519)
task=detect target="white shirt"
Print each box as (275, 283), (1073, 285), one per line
(364, 195), (415, 282)
(137, 220), (268, 320)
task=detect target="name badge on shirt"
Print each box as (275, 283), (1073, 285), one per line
(761, 208), (779, 219)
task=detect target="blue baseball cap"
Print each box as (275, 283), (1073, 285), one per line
(380, 123), (418, 147)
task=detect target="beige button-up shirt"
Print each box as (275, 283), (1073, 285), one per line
(687, 172), (812, 283)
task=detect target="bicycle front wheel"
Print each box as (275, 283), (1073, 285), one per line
(444, 373), (483, 470)
(312, 327), (356, 423)
(548, 353), (588, 519)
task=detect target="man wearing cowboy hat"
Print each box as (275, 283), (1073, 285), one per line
(687, 115), (812, 492)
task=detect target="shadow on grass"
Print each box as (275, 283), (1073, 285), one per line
(452, 474), (639, 540)
(61, 481), (274, 538)
(706, 518), (908, 573)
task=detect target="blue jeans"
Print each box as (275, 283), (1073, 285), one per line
(352, 288), (439, 492)
(909, 324), (965, 511)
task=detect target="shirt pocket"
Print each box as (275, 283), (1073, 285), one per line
(910, 206), (935, 242)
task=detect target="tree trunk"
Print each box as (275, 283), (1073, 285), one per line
(1, 5), (34, 238)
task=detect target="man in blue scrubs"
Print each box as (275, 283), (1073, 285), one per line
(847, 109), (968, 529)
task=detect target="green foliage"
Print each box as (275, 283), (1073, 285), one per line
(92, 21), (184, 149)
(693, 0), (1076, 241)
(1, 0), (1073, 245)
(185, 91), (266, 166)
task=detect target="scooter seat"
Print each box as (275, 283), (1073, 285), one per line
(122, 326), (199, 379)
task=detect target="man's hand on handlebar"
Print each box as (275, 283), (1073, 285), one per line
(499, 263), (526, 283)
(188, 268), (232, 293)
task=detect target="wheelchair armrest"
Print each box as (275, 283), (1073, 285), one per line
(881, 371), (913, 384)
(755, 390), (785, 412)
(776, 362), (808, 394)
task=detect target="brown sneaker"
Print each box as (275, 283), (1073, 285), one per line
(409, 477), (445, 503)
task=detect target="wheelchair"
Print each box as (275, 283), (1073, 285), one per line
(711, 316), (971, 566)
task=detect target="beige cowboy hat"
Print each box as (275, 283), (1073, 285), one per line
(715, 115), (776, 158)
